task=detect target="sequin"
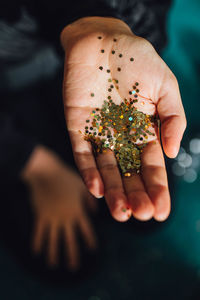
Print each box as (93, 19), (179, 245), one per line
(124, 173), (131, 177)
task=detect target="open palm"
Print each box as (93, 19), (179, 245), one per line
(61, 17), (186, 222)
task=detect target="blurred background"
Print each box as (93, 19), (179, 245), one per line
(0, 0), (200, 299)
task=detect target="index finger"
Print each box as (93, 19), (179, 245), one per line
(69, 130), (104, 198)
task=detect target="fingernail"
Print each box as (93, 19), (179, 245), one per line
(172, 148), (179, 158)
(96, 194), (104, 199)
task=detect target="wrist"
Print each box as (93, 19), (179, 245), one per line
(20, 146), (63, 184)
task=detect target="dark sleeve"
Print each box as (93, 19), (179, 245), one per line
(0, 0), (172, 54)
(0, 112), (37, 180)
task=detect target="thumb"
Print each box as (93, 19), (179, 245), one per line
(157, 74), (187, 158)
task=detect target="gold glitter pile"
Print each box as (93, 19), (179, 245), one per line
(83, 37), (157, 176)
(84, 83), (156, 176)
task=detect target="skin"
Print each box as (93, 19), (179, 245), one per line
(60, 17), (187, 223)
(21, 146), (97, 270)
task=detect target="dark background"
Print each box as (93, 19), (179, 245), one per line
(0, 0), (200, 299)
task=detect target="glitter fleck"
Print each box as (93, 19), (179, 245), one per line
(124, 173), (131, 177)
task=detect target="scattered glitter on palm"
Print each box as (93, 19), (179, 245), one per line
(84, 82), (157, 175)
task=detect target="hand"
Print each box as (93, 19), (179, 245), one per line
(21, 146), (97, 270)
(60, 17), (186, 222)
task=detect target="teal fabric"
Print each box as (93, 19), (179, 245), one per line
(163, 0), (200, 267)
(1, 1), (200, 299)
(163, 0), (200, 128)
